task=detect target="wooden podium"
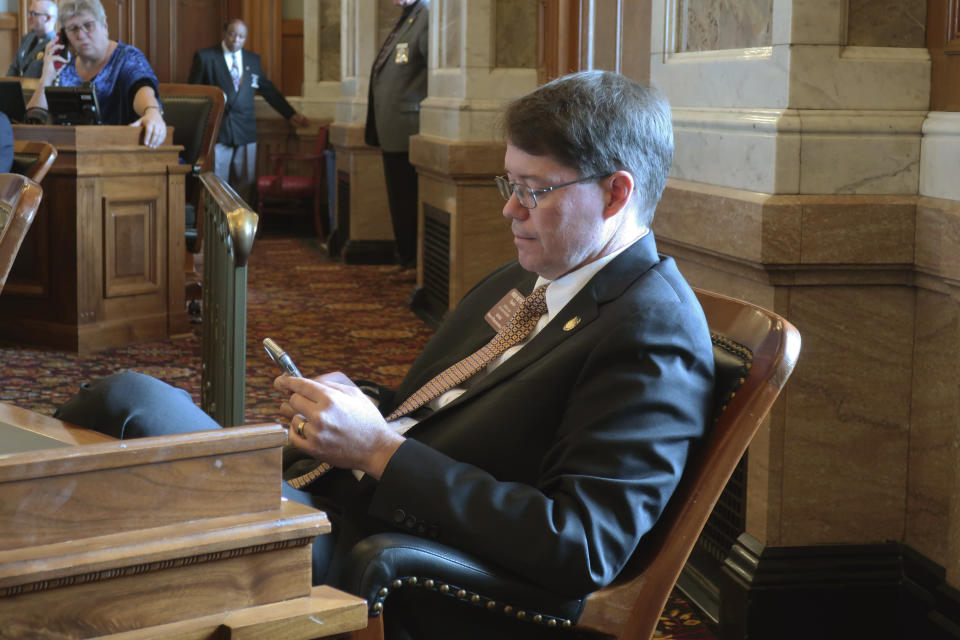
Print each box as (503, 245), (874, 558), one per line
(0, 125), (190, 352)
(0, 403), (367, 639)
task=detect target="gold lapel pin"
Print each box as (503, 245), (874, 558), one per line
(562, 316), (581, 332)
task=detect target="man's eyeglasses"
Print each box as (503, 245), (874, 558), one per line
(494, 173), (611, 209)
(27, 11), (52, 19)
(64, 20), (98, 36)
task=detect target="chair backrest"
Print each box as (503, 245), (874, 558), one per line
(158, 83), (225, 249)
(158, 83), (225, 175)
(0, 173), (43, 294)
(575, 288), (801, 639)
(11, 140), (56, 182)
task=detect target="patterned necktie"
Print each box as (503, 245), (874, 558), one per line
(230, 53), (241, 90)
(286, 284), (548, 490)
(385, 284), (549, 421)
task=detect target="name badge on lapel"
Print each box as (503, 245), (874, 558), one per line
(250, 73), (259, 89)
(484, 289), (525, 332)
(394, 42), (409, 65)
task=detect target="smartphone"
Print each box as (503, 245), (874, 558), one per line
(53, 28), (71, 71)
(263, 338), (302, 377)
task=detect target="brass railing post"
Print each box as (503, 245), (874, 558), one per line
(198, 173), (258, 427)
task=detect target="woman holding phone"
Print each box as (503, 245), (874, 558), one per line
(25, 0), (166, 148)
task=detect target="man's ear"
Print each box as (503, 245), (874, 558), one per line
(602, 170), (635, 219)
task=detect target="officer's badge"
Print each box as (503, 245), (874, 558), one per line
(395, 43), (409, 65)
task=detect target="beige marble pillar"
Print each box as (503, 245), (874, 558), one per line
(325, 0), (394, 262)
(649, 0), (960, 596)
(409, 0), (539, 317)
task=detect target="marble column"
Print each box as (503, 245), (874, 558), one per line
(409, 0), (538, 319)
(647, 0), (960, 634)
(326, 0), (394, 263)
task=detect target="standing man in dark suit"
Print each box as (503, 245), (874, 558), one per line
(188, 19), (309, 204)
(365, 0), (429, 269)
(6, 0), (57, 78)
(55, 70), (714, 639)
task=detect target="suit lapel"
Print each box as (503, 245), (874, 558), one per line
(417, 233), (662, 419)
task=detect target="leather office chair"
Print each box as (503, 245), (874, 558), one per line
(11, 140), (56, 182)
(340, 287), (801, 640)
(0, 173), (43, 294)
(256, 126), (329, 239)
(157, 83), (225, 255)
(158, 83), (225, 311)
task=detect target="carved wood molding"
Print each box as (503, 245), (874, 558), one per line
(0, 536), (315, 598)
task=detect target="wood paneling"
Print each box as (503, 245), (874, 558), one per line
(281, 18), (304, 97)
(537, 0), (651, 84)
(929, 0), (960, 110)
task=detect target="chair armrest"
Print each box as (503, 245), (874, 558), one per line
(336, 533), (585, 629)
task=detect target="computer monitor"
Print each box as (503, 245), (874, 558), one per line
(45, 85), (101, 125)
(0, 81), (26, 123)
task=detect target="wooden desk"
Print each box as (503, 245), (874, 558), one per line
(0, 125), (190, 352)
(0, 403), (367, 639)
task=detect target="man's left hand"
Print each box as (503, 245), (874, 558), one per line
(276, 371), (404, 480)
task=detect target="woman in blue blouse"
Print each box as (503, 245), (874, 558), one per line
(26, 0), (166, 148)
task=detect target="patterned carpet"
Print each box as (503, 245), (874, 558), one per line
(0, 222), (716, 640)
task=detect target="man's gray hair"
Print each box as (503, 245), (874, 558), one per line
(500, 70), (674, 225)
(59, 0), (107, 27)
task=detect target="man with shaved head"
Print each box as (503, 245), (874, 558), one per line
(7, 0), (58, 78)
(188, 19), (309, 203)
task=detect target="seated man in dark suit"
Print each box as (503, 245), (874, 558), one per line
(6, 0), (57, 78)
(55, 70), (715, 639)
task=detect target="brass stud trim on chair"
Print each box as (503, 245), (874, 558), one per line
(407, 576), (418, 585)
(456, 589), (467, 599)
(392, 579), (403, 589)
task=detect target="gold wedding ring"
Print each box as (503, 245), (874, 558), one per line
(294, 417), (307, 438)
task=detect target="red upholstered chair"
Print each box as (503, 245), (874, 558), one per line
(256, 126), (329, 239)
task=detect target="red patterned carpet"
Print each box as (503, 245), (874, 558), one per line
(0, 227), (717, 640)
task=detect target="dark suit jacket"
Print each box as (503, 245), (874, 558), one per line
(310, 233), (715, 602)
(364, 0), (429, 152)
(187, 45), (295, 147)
(7, 31), (52, 78)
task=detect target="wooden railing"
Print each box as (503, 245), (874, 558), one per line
(199, 173), (258, 427)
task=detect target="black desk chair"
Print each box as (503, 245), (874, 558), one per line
(341, 288), (801, 640)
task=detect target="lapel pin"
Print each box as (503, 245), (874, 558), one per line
(563, 316), (581, 332)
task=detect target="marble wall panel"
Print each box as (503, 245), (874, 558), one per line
(915, 198), (960, 283)
(319, 0), (340, 81)
(495, 0), (536, 69)
(788, 45), (930, 111)
(921, 113), (960, 201)
(651, 45), (789, 110)
(847, 0), (925, 48)
(906, 288), (959, 565)
(798, 200), (915, 264)
(440, 0), (463, 68)
(779, 285), (912, 545)
(798, 135), (920, 195)
(786, 0), (846, 46)
(677, 0), (772, 52)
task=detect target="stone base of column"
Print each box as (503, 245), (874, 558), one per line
(409, 134), (514, 316)
(329, 122), (395, 264)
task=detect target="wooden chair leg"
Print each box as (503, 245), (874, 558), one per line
(347, 614), (383, 640)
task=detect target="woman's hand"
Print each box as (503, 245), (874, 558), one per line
(130, 106), (166, 148)
(38, 38), (69, 87)
(275, 371), (404, 480)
